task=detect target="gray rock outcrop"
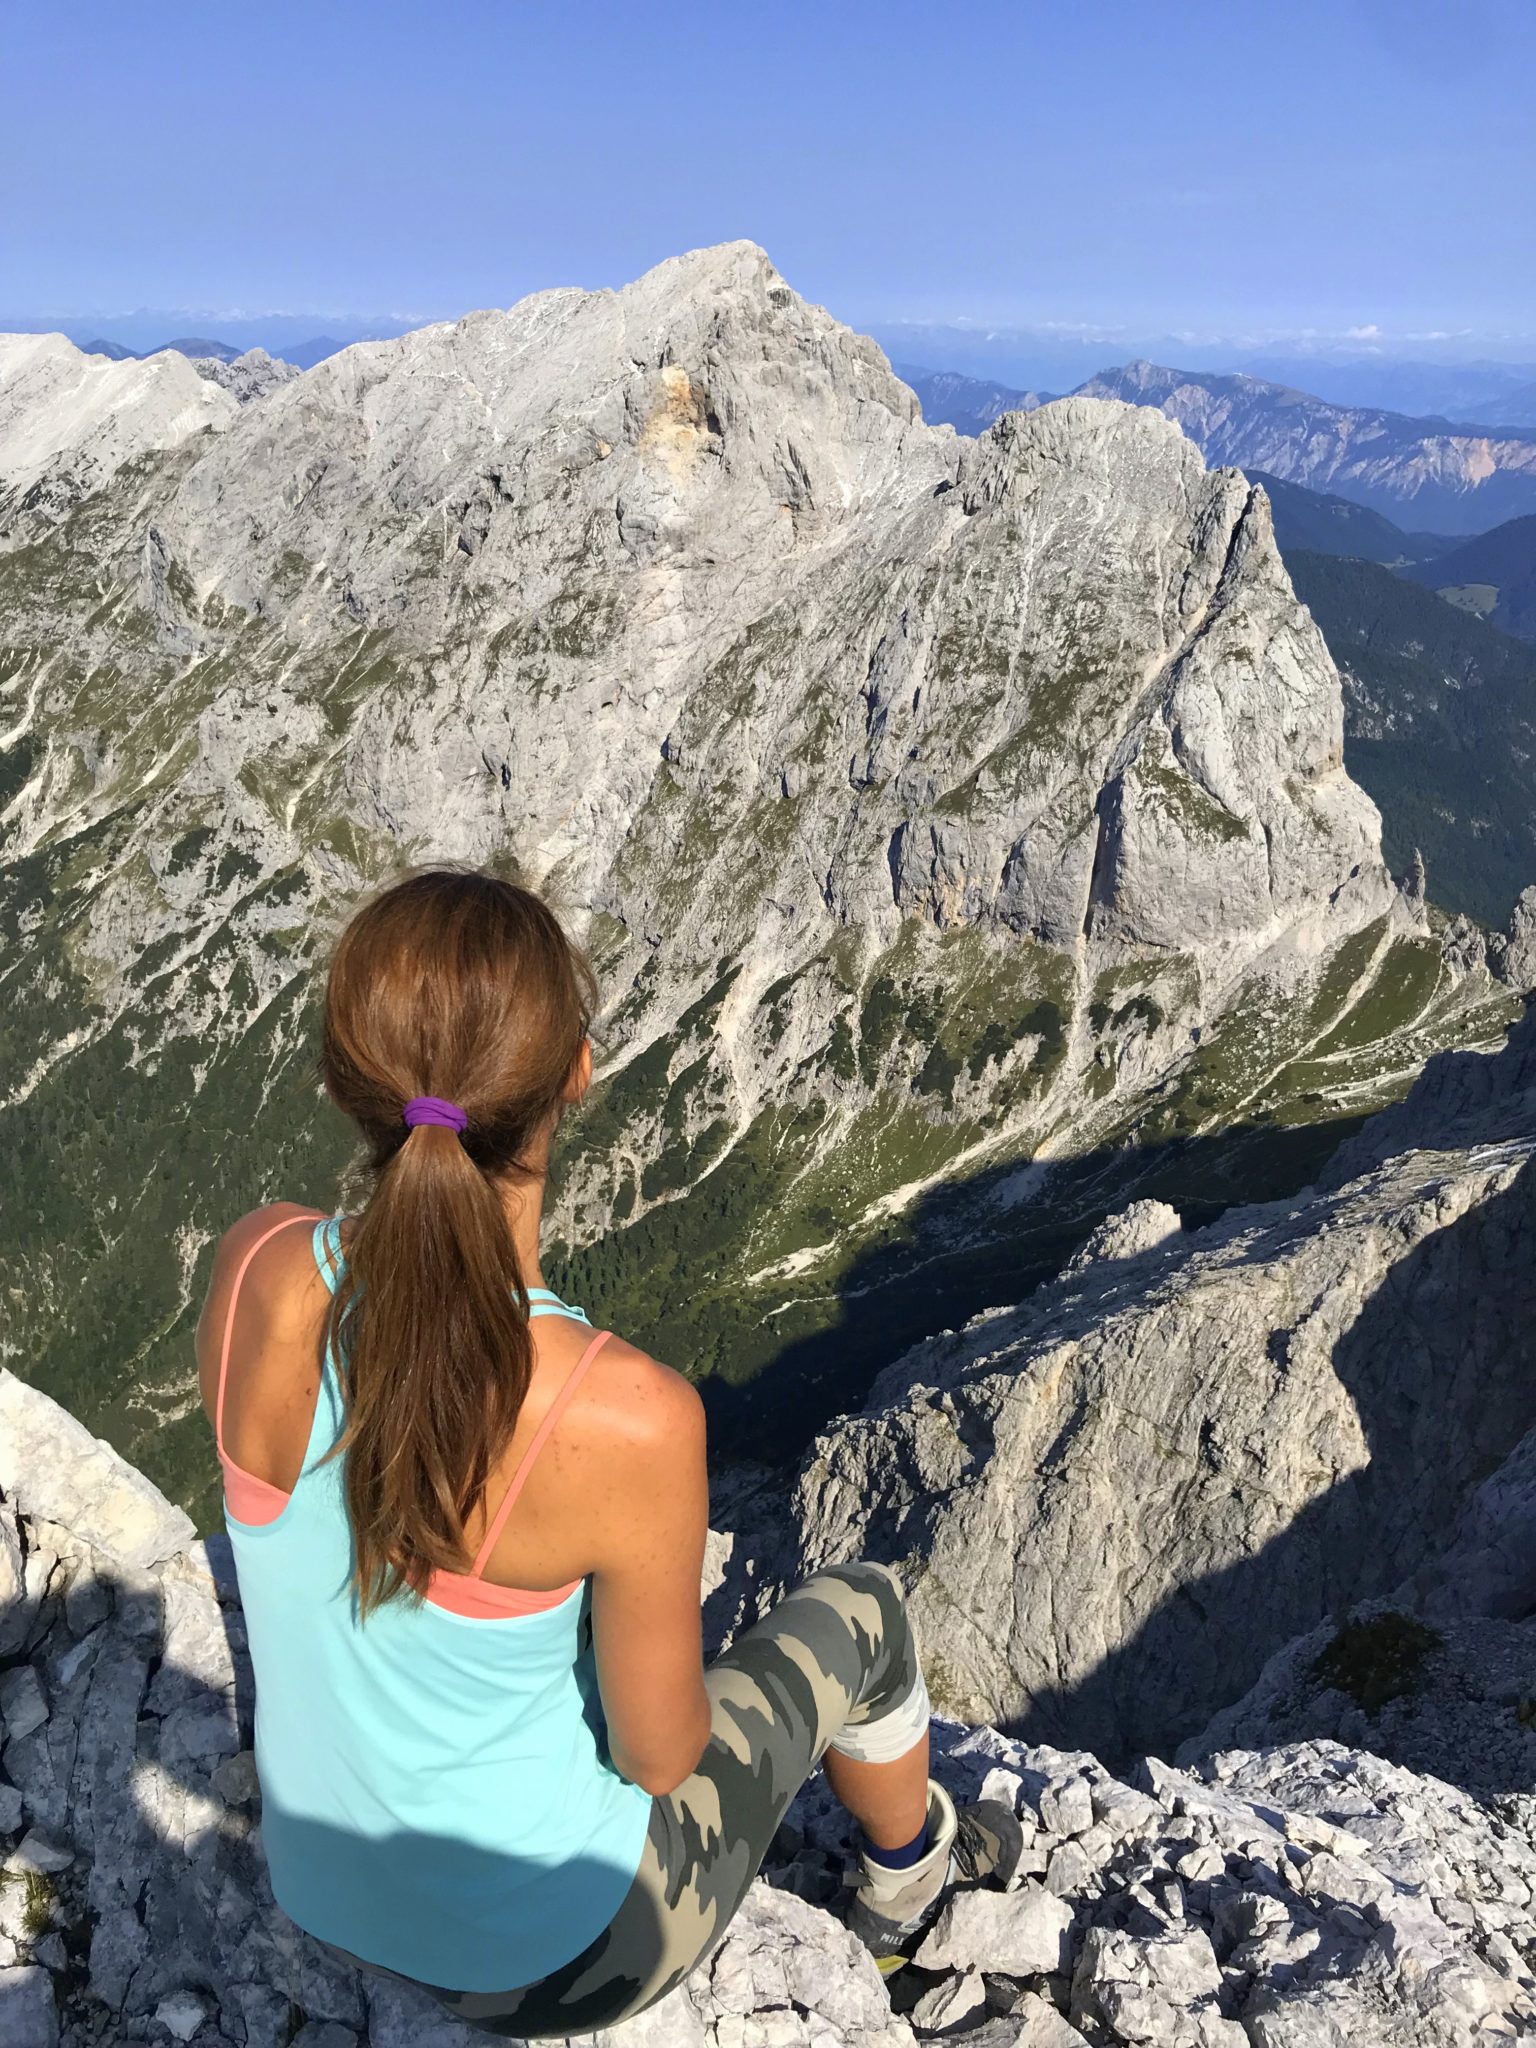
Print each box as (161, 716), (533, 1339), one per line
(1493, 887), (1536, 993)
(189, 350), (301, 406)
(0, 332), (236, 533)
(1183, 1602), (1536, 1820)
(778, 1005), (1536, 1762)
(4, 1370), (1534, 2047)
(1059, 1201), (1182, 1279)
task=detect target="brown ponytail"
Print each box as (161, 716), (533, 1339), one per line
(318, 866), (598, 1615)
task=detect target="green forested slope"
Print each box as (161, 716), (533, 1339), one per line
(1286, 549), (1536, 927)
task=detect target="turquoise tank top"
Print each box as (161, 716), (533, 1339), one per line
(223, 1216), (652, 1992)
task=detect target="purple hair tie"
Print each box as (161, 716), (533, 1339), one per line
(402, 1095), (468, 1134)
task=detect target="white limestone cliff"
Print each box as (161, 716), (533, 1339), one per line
(0, 334), (236, 534)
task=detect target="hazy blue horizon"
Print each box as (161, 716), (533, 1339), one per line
(5, 0), (1532, 347)
(10, 282), (1536, 429)
(8, 290), (1536, 360)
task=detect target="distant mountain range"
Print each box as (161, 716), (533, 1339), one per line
(81, 334), (246, 364)
(0, 306), (416, 365)
(1301, 363), (1536, 428)
(909, 361), (1536, 535)
(76, 332), (351, 370)
(895, 364), (1053, 438)
(1074, 363), (1536, 535)
(873, 324), (1536, 422)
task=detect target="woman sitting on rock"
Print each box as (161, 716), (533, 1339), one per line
(197, 866), (1020, 2034)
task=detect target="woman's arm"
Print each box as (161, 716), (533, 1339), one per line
(587, 1358), (712, 1796)
(193, 1202), (325, 1429)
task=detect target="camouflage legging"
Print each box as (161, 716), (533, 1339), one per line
(422, 1561), (924, 2037)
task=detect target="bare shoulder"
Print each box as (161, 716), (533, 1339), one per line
(198, 1204), (329, 1346)
(215, 1201), (327, 1282)
(214, 1200), (323, 1253)
(578, 1333), (706, 1462)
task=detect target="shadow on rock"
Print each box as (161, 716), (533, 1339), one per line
(0, 1465), (901, 2048)
(1012, 1151), (1536, 1784)
(702, 1111), (1366, 1468)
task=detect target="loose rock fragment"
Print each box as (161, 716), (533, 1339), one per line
(916, 1884), (1076, 1977)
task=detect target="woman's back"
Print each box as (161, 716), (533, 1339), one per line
(193, 869), (998, 2034)
(213, 1211), (652, 1990)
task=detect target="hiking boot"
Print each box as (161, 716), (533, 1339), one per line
(844, 1778), (1026, 1976)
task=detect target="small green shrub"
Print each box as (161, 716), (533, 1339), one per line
(20, 1868), (56, 1939)
(1311, 1613), (1442, 1715)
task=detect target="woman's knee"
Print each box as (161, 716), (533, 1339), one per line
(796, 1558), (912, 1644)
(804, 1555), (904, 1599)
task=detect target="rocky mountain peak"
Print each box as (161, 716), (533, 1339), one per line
(0, 333), (236, 532)
(0, 245), (1520, 1512)
(188, 350), (300, 406)
(159, 238), (932, 631)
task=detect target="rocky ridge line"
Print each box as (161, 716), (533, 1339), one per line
(0, 334), (237, 536)
(749, 1005), (1536, 1768)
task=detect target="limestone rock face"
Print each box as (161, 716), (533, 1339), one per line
(1183, 1601), (1536, 1828)
(1493, 885), (1536, 992)
(1060, 1200), (1182, 1279)
(123, 255), (1381, 971)
(0, 1370), (196, 1574)
(782, 1007), (1536, 1762)
(3, 1374), (1533, 2048)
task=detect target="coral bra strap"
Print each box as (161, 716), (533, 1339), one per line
(469, 1330), (613, 1580)
(215, 1211), (326, 1453)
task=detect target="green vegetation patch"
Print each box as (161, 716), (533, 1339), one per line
(1312, 1613), (1443, 1716)
(1305, 937), (1444, 1059)
(1433, 583), (1499, 620)
(1134, 748), (1251, 844)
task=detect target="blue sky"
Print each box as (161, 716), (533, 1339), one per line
(4, 0), (1532, 342)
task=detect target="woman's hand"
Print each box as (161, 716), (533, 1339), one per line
(587, 1354), (711, 1796)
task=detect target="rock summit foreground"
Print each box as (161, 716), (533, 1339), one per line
(2, 1362), (1534, 2047)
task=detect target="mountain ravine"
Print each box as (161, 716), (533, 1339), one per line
(0, 241), (1521, 1520)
